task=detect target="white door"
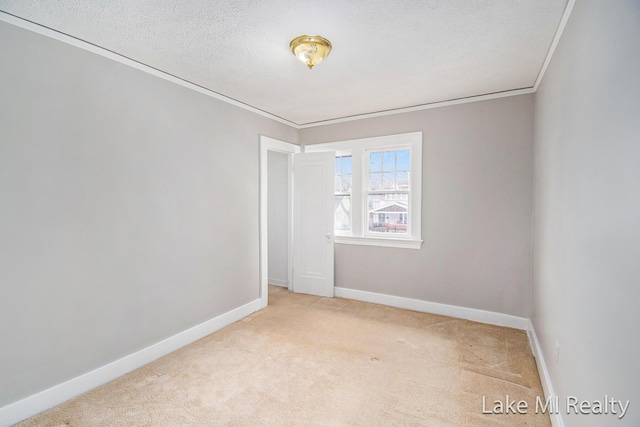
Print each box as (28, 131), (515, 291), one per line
(292, 151), (335, 297)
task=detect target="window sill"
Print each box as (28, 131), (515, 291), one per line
(334, 235), (423, 249)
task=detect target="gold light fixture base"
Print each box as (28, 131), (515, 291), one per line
(290, 35), (332, 69)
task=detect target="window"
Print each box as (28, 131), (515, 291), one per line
(366, 149), (410, 235)
(334, 155), (352, 232)
(306, 132), (422, 249)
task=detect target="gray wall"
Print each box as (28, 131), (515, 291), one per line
(301, 95), (534, 317)
(532, 1), (640, 426)
(267, 151), (289, 286)
(0, 21), (297, 406)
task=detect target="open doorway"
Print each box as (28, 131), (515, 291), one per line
(266, 150), (289, 289)
(259, 136), (299, 307)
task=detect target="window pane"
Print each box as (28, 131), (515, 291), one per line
(369, 173), (383, 190)
(370, 152), (382, 172)
(334, 196), (351, 231)
(396, 150), (410, 171)
(367, 193), (408, 234)
(341, 174), (352, 192)
(341, 156), (352, 174)
(382, 172), (395, 190)
(335, 155), (352, 194)
(369, 149), (411, 192)
(396, 171), (409, 190)
(383, 151), (395, 171)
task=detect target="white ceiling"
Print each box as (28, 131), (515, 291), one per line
(0, 0), (568, 126)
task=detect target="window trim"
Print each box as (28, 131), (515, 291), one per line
(305, 132), (422, 249)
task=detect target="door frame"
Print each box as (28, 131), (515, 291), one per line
(259, 135), (300, 308)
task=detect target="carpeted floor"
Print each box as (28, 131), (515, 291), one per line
(16, 285), (550, 426)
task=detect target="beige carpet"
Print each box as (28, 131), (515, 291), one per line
(16, 286), (550, 426)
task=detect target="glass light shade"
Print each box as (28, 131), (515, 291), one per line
(290, 35), (332, 69)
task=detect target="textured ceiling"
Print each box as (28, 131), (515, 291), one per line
(0, 0), (568, 126)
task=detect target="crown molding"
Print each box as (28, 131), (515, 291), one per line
(298, 0), (576, 129)
(0, 11), (299, 128)
(2, 0), (576, 130)
(533, 0), (576, 91)
(297, 88), (536, 128)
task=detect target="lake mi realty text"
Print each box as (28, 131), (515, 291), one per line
(482, 395), (630, 419)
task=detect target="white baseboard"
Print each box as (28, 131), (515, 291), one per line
(0, 299), (261, 427)
(527, 320), (565, 427)
(268, 278), (289, 287)
(334, 287), (529, 330)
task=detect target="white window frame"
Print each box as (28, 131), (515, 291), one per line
(305, 132), (422, 249)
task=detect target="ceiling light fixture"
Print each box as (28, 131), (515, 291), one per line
(290, 35), (332, 69)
